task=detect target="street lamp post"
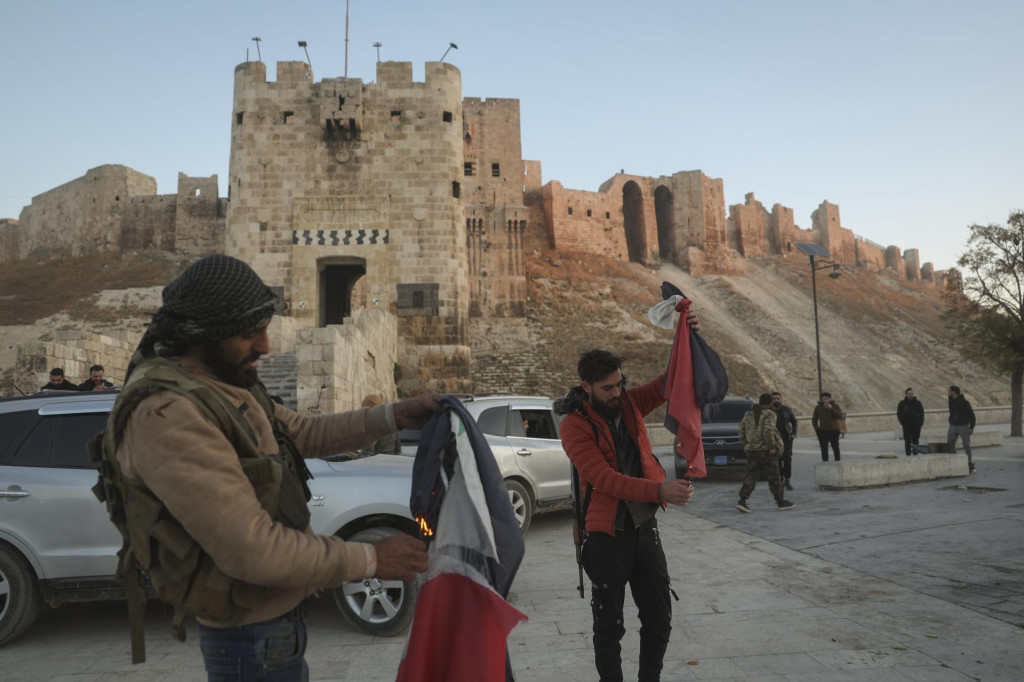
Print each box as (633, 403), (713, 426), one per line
(795, 243), (841, 398)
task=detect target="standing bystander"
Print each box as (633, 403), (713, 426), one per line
(812, 391), (843, 461)
(897, 388), (925, 456)
(770, 391), (797, 490)
(736, 394), (794, 513)
(947, 385), (976, 473)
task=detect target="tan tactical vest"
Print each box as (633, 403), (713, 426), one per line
(90, 355), (312, 663)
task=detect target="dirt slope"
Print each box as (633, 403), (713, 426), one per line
(500, 250), (1006, 416)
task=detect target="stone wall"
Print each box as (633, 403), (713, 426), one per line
(657, 170), (745, 275)
(295, 309), (398, 415)
(540, 174), (658, 267)
(728, 193), (770, 258)
(855, 239), (886, 271)
(2, 165), (223, 263)
(0, 219), (17, 264)
(14, 330), (138, 393)
(463, 98), (528, 318)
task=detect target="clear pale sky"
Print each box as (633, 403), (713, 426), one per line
(2, 0), (1021, 271)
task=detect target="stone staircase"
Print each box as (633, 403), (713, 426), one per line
(259, 352), (298, 411)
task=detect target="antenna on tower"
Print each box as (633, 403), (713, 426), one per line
(373, 42), (382, 63)
(251, 37), (262, 62)
(344, 0), (350, 77)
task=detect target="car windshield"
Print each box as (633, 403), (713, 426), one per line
(703, 402), (751, 424)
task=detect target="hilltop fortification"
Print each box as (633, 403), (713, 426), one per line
(0, 60), (953, 402)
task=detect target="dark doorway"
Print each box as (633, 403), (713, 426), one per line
(622, 181), (647, 263)
(654, 186), (675, 261)
(319, 259), (366, 326)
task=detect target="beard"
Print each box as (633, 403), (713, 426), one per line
(203, 344), (260, 388)
(591, 393), (621, 419)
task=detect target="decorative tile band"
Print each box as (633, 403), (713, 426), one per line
(292, 229), (390, 246)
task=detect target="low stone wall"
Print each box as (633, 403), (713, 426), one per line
(814, 454), (968, 489)
(295, 309), (398, 415)
(12, 330), (139, 393)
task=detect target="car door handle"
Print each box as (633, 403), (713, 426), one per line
(0, 489), (30, 499)
(515, 448), (532, 456)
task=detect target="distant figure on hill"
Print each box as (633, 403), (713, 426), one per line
(812, 391), (843, 461)
(40, 367), (79, 391)
(897, 388), (925, 456)
(79, 364), (115, 391)
(947, 385), (976, 473)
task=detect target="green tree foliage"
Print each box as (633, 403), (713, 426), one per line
(944, 211), (1024, 436)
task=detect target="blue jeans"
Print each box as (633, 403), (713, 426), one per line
(947, 425), (973, 467)
(197, 609), (308, 682)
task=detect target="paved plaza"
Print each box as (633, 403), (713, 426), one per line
(1, 429), (1022, 681)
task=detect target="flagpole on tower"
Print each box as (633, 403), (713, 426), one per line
(344, 0), (350, 78)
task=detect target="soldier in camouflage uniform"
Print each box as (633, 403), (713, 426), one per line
(736, 394), (795, 512)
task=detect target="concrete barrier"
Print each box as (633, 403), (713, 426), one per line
(814, 454), (969, 489)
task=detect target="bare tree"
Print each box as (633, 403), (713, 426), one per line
(945, 211), (1024, 436)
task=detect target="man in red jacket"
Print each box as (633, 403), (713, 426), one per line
(556, 349), (695, 682)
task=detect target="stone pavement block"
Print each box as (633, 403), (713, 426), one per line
(661, 654), (744, 679)
(894, 665), (979, 681)
(785, 669), (926, 681)
(806, 646), (934, 670)
(732, 651), (830, 675)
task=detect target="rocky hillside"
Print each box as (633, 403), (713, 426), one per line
(0, 248), (1007, 416)
(474, 249), (1007, 417)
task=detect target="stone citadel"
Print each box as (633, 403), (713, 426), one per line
(0, 59), (947, 408)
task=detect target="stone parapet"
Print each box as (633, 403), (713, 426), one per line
(295, 309), (398, 415)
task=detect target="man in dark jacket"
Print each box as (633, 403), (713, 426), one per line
(897, 388), (925, 456)
(811, 392), (843, 461)
(40, 367), (79, 391)
(770, 391), (798, 490)
(557, 348), (695, 682)
(947, 385), (977, 473)
(78, 364), (115, 391)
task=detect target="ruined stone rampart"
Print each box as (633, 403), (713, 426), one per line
(0, 165), (223, 263)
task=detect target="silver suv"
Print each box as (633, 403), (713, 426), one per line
(402, 395), (571, 534)
(0, 390), (421, 647)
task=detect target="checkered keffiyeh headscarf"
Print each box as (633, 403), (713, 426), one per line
(141, 255), (281, 355)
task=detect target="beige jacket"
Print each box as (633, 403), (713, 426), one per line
(116, 355), (395, 627)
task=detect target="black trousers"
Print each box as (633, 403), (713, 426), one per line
(902, 424), (922, 455)
(817, 429), (841, 461)
(778, 436), (794, 479)
(583, 519), (671, 682)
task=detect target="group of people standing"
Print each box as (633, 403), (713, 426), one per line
(39, 365), (115, 392)
(898, 385), (977, 472)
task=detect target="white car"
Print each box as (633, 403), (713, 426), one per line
(402, 395), (571, 534)
(0, 390), (420, 647)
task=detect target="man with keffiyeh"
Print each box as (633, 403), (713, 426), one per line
(100, 255), (438, 681)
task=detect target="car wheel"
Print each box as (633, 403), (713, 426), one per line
(505, 479), (533, 535)
(0, 544), (42, 647)
(332, 527), (421, 637)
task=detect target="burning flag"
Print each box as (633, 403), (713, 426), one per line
(397, 397), (527, 682)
